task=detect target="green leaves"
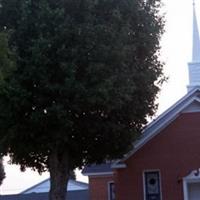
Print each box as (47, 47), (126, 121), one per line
(0, 32), (15, 84)
(0, 0), (164, 171)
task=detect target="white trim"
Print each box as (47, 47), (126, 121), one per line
(135, 97), (200, 150)
(83, 172), (113, 176)
(111, 163), (126, 169)
(143, 170), (162, 200)
(107, 181), (115, 200)
(183, 169), (200, 200)
(142, 88), (199, 131)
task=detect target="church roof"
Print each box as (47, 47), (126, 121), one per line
(82, 163), (113, 176)
(113, 87), (200, 167)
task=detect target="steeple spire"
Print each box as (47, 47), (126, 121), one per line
(192, 0), (200, 62)
(187, 1), (200, 91)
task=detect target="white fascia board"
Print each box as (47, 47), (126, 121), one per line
(142, 87), (200, 132)
(69, 179), (88, 189)
(135, 96), (200, 147)
(83, 172), (113, 177)
(111, 163), (126, 169)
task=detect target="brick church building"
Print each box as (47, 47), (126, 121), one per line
(83, 3), (200, 200)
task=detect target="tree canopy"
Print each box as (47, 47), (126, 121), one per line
(0, 0), (164, 199)
(0, 32), (15, 84)
(0, 32), (14, 187)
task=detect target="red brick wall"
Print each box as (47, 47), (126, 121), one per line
(115, 112), (200, 200)
(89, 175), (114, 200)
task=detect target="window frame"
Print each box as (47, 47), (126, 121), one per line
(108, 181), (115, 200)
(143, 170), (162, 200)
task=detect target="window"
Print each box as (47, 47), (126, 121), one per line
(108, 181), (115, 200)
(144, 171), (161, 200)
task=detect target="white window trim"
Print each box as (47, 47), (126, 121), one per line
(143, 169), (162, 200)
(183, 169), (200, 200)
(108, 181), (115, 200)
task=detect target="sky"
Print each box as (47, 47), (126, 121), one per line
(0, 0), (199, 195)
(158, 0), (195, 114)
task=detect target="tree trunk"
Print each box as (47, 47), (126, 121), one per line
(49, 150), (70, 200)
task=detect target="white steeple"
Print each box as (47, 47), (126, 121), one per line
(188, 0), (200, 91)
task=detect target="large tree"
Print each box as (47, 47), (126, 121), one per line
(0, 0), (164, 199)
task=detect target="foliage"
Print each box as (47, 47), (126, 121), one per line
(0, 0), (164, 199)
(0, 32), (15, 84)
(69, 170), (76, 180)
(0, 158), (5, 186)
(0, 32), (14, 187)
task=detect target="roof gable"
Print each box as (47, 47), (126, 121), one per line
(113, 87), (200, 167)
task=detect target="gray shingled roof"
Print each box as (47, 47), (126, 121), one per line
(21, 178), (88, 194)
(0, 190), (89, 200)
(82, 163), (113, 175)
